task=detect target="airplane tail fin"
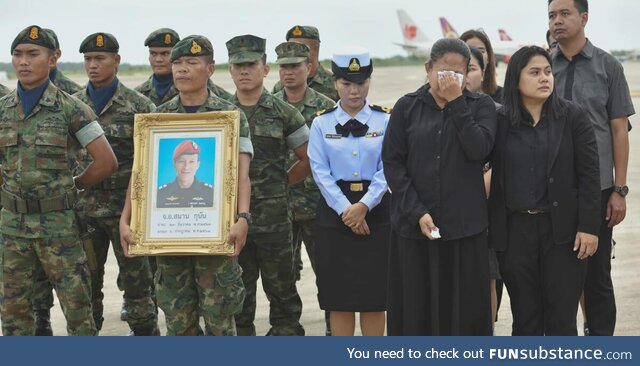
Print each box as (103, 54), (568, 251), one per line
(439, 17), (459, 39)
(498, 29), (513, 41)
(397, 9), (429, 44)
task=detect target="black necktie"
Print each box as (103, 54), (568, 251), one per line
(335, 119), (369, 137)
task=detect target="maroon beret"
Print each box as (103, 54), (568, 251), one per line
(173, 140), (200, 161)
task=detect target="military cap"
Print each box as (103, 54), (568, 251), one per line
(226, 35), (266, 64)
(145, 28), (180, 47)
(286, 25), (320, 42)
(11, 25), (57, 53)
(173, 140), (201, 160)
(170, 35), (213, 62)
(79, 32), (119, 53)
(42, 28), (60, 49)
(331, 46), (373, 83)
(275, 42), (310, 65)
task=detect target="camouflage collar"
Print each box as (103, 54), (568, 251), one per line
(169, 91), (228, 112)
(76, 79), (127, 110)
(6, 81), (58, 109)
(231, 87), (274, 109)
(302, 87), (321, 108)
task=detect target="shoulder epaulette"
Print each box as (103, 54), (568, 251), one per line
(315, 105), (337, 117)
(369, 104), (392, 114)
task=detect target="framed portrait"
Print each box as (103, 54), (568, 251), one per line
(129, 111), (239, 256)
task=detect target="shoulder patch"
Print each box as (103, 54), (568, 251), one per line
(316, 105), (337, 117)
(369, 104), (392, 114)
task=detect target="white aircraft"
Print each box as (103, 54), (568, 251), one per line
(394, 9), (434, 59)
(437, 17), (524, 63)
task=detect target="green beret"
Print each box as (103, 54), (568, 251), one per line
(79, 32), (119, 53)
(144, 28), (180, 47)
(170, 35), (213, 62)
(42, 28), (60, 49)
(286, 25), (320, 42)
(226, 35), (266, 64)
(275, 41), (310, 65)
(10, 25), (56, 54)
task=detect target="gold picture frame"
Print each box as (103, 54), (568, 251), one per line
(129, 111), (239, 256)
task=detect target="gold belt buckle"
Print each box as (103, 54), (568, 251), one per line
(350, 183), (363, 192)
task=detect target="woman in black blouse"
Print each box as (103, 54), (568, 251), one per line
(382, 38), (497, 335)
(488, 46), (600, 335)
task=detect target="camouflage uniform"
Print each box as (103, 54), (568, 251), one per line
(30, 67), (83, 320)
(51, 68), (82, 95)
(73, 79), (158, 334)
(136, 77), (232, 106)
(0, 84), (11, 97)
(274, 82), (335, 279)
(0, 75), (100, 336)
(229, 88), (309, 336)
(153, 35), (252, 336)
(272, 64), (337, 102)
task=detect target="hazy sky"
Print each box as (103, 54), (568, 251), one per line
(1, 0), (637, 65)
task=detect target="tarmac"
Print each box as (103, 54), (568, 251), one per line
(1, 62), (640, 336)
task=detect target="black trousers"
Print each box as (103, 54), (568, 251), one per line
(584, 188), (616, 335)
(498, 213), (586, 335)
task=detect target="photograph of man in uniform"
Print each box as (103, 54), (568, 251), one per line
(156, 139), (214, 208)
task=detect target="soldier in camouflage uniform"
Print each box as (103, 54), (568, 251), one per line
(121, 35), (253, 336)
(0, 84), (11, 97)
(71, 32), (159, 335)
(30, 28), (84, 336)
(0, 25), (118, 336)
(136, 28), (233, 106)
(272, 26), (338, 102)
(273, 42), (335, 335)
(273, 42), (334, 277)
(227, 35), (310, 336)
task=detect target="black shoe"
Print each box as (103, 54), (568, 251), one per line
(120, 298), (128, 321)
(34, 309), (53, 336)
(583, 323), (590, 336)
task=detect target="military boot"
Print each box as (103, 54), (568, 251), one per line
(34, 309), (53, 336)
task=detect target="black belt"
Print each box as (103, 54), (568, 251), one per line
(1, 189), (78, 214)
(96, 174), (130, 190)
(336, 180), (371, 193)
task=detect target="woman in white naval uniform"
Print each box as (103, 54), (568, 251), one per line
(307, 47), (390, 336)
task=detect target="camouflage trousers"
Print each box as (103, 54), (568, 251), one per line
(292, 218), (318, 280)
(237, 230), (305, 336)
(86, 216), (157, 332)
(0, 234), (97, 336)
(156, 255), (245, 336)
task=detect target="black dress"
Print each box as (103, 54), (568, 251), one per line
(382, 86), (496, 335)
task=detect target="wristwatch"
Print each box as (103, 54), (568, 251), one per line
(614, 185), (629, 197)
(236, 212), (252, 225)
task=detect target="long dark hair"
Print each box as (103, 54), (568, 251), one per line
(460, 30), (498, 95)
(503, 45), (559, 126)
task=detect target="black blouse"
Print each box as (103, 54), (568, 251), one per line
(382, 85), (497, 240)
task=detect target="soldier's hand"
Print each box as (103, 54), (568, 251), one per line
(228, 219), (249, 257)
(119, 220), (135, 258)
